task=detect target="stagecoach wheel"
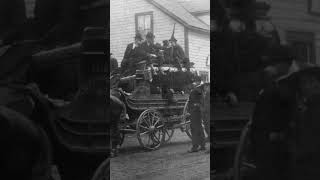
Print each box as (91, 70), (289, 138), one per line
(163, 128), (174, 143)
(91, 158), (110, 180)
(136, 109), (165, 150)
(233, 120), (256, 180)
(182, 100), (192, 139)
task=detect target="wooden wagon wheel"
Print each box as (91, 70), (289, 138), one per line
(136, 109), (165, 150)
(91, 158), (110, 180)
(233, 120), (256, 180)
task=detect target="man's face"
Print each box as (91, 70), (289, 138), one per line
(170, 41), (176, 46)
(135, 38), (142, 45)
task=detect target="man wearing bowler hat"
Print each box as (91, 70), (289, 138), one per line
(120, 33), (147, 77)
(142, 32), (157, 55)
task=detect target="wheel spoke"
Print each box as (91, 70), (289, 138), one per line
(151, 113), (158, 124)
(153, 132), (160, 142)
(154, 119), (160, 127)
(147, 113), (152, 125)
(139, 125), (149, 130)
(146, 113), (153, 127)
(158, 131), (162, 142)
(150, 112), (156, 125)
(144, 114), (151, 127)
(156, 124), (164, 129)
(166, 130), (171, 137)
(140, 131), (149, 136)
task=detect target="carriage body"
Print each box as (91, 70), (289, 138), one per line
(113, 59), (203, 150)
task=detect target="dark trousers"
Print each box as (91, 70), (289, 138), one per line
(202, 111), (210, 140)
(190, 106), (205, 148)
(110, 95), (123, 148)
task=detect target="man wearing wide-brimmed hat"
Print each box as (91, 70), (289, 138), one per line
(169, 33), (188, 70)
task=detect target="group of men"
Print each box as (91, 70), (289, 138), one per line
(120, 31), (188, 77)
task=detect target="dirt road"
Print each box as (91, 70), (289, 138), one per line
(110, 130), (210, 180)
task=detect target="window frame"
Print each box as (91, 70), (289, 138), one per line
(199, 71), (210, 83)
(135, 11), (154, 37)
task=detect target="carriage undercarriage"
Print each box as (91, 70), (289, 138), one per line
(117, 89), (193, 150)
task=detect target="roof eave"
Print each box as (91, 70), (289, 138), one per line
(188, 26), (210, 34)
(147, 0), (210, 34)
(191, 10), (210, 16)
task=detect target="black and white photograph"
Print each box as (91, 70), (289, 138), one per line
(0, 0), (108, 180)
(110, 0), (210, 179)
(213, 0), (320, 180)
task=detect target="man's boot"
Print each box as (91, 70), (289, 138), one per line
(188, 145), (199, 153)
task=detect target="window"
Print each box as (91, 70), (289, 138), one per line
(135, 12), (153, 38)
(309, 0), (320, 15)
(286, 31), (315, 64)
(199, 71), (210, 83)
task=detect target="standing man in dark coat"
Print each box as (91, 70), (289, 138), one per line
(120, 33), (147, 76)
(201, 83), (210, 142)
(188, 82), (206, 152)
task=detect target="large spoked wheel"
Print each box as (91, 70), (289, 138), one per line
(182, 100), (192, 139)
(163, 128), (174, 143)
(233, 120), (256, 180)
(136, 109), (165, 150)
(91, 158), (110, 180)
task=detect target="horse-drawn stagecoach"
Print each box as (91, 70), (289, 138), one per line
(111, 52), (207, 150)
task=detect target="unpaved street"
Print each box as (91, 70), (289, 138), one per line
(110, 130), (210, 180)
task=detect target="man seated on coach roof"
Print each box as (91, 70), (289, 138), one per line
(168, 34), (191, 70)
(162, 40), (172, 64)
(142, 32), (157, 55)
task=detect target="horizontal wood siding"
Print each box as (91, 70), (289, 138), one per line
(188, 31), (210, 73)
